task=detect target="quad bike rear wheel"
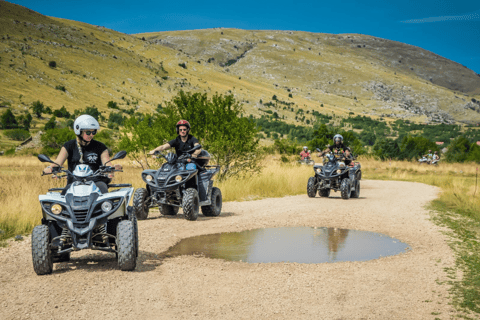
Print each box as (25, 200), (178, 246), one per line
(31, 225), (53, 275)
(116, 220), (136, 271)
(202, 187), (222, 217)
(351, 180), (360, 198)
(307, 177), (317, 198)
(183, 188), (199, 221)
(340, 178), (351, 200)
(133, 188), (149, 220)
(159, 204), (179, 216)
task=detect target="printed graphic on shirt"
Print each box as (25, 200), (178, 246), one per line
(85, 152), (99, 164)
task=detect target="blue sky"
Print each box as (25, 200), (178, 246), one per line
(8, 0), (480, 73)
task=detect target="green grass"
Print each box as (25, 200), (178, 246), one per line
(429, 200), (480, 318)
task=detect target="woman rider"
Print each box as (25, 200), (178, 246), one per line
(42, 114), (121, 194)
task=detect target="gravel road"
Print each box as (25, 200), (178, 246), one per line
(0, 180), (457, 319)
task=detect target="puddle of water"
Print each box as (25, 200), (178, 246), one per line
(165, 227), (411, 263)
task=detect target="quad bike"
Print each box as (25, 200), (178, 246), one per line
(298, 155), (315, 166)
(32, 151), (137, 275)
(418, 156), (429, 165)
(307, 149), (362, 200)
(133, 145), (222, 221)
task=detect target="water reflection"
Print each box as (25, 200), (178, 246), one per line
(165, 227), (410, 264)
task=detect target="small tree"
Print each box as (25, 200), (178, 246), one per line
(44, 116), (57, 130)
(1, 109), (18, 129)
(120, 91), (261, 179)
(30, 100), (45, 118)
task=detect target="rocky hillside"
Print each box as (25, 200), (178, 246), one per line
(1, 1), (480, 125)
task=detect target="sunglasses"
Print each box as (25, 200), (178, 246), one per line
(179, 128), (188, 132)
(83, 130), (97, 136)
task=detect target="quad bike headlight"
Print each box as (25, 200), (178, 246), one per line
(337, 169), (342, 174)
(51, 204), (63, 215)
(145, 175), (153, 182)
(175, 175), (182, 182)
(101, 201), (113, 212)
(316, 168), (322, 174)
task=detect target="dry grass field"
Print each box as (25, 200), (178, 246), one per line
(1, 154), (479, 242)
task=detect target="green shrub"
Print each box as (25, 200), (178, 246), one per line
(40, 128), (75, 156)
(4, 148), (15, 156)
(53, 106), (70, 118)
(55, 85), (66, 92)
(3, 129), (30, 141)
(48, 61), (56, 68)
(1, 109), (18, 129)
(44, 116), (56, 130)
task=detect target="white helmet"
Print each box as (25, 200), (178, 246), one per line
(73, 115), (99, 135)
(303, 146), (308, 149)
(333, 134), (343, 144)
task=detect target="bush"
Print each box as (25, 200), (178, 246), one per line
(53, 106), (70, 118)
(107, 112), (124, 129)
(48, 61), (56, 68)
(40, 128), (75, 156)
(1, 109), (18, 129)
(44, 116), (57, 130)
(107, 101), (119, 109)
(55, 85), (66, 92)
(178, 62), (187, 69)
(30, 101), (45, 118)
(120, 91), (261, 179)
(3, 129), (30, 141)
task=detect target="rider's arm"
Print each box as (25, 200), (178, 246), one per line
(101, 149), (110, 165)
(192, 143), (202, 158)
(43, 147), (68, 174)
(149, 143), (171, 155)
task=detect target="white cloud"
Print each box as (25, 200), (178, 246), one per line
(402, 11), (480, 23)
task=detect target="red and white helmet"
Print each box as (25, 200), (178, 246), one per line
(176, 120), (190, 134)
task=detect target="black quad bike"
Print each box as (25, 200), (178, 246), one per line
(307, 149), (362, 200)
(133, 145), (222, 221)
(33, 151), (138, 275)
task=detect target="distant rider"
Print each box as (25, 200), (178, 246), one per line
(427, 150), (433, 164)
(432, 151), (440, 163)
(319, 134), (353, 165)
(42, 114), (121, 194)
(149, 120), (202, 160)
(300, 146), (310, 160)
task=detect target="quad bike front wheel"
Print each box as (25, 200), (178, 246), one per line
(31, 225), (53, 275)
(159, 204), (179, 216)
(202, 187), (222, 217)
(116, 220), (136, 271)
(183, 188), (199, 221)
(340, 178), (351, 200)
(133, 188), (149, 220)
(307, 177), (317, 198)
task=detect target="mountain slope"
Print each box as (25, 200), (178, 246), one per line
(1, 0), (480, 125)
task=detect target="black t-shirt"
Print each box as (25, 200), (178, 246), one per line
(168, 135), (199, 157)
(63, 139), (108, 173)
(328, 143), (350, 153)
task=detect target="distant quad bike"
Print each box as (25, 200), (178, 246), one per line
(298, 156), (315, 166)
(133, 145), (222, 221)
(33, 151), (137, 275)
(307, 149), (362, 200)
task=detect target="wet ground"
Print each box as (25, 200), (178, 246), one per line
(165, 227), (410, 263)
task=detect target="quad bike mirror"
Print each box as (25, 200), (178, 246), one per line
(112, 150), (127, 161)
(37, 154), (55, 164)
(104, 150), (127, 166)
(185, 144), (202, 154)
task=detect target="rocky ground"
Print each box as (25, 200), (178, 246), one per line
(0, 180), (459, 319)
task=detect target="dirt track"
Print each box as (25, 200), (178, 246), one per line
(0, 180), (457, 319)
